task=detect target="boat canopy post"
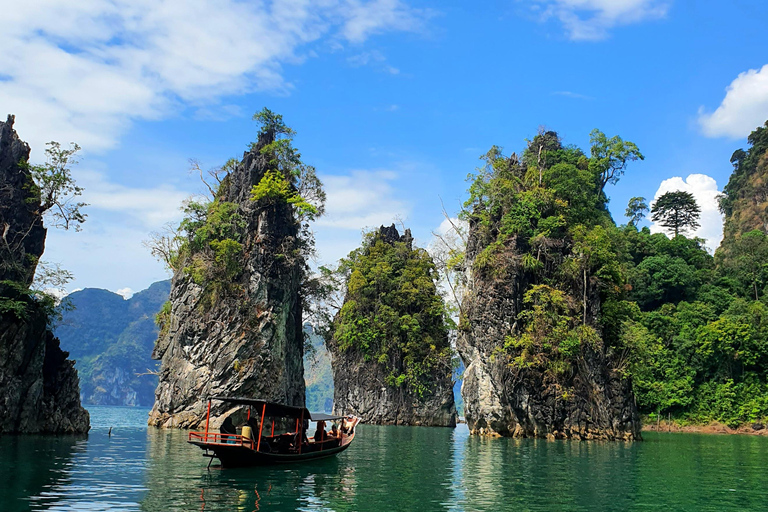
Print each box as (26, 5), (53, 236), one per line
(204, 399), (211, 436)
(256, 403), (267, 451)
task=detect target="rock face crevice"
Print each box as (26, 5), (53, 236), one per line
(148, 132), (305, 429)
(328, 225), (457, 427)
(458, 219), (641, 440)
(0, 115), (89, 434)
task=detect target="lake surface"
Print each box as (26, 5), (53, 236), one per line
(1, 406), (768, 511)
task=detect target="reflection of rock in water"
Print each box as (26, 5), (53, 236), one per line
(0, 435), (82, 509)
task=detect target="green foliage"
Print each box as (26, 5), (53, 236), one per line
(460, 123), (768, 427)
(625, 196), (648, 227)
(717, 230), (768, 300)
(24, 141), (88, 231)
(651, 191), (701, 237)
(0, 279), (66, 327)
(176, 198), (246, 296)
(251, 170), (318, 219)
(588, 129), (644, 193)
(155, 300), (172, 337)
(332, 229), (452, 398)
(503, 285), (600, 377)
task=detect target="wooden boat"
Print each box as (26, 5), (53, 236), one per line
(188, 396), (359, 467)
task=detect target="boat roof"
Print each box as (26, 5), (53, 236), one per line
(209, 396), (345, 422)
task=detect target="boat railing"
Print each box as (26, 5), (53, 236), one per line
(188, 431), (255, 450)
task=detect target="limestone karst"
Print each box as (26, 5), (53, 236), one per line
(149, 119), (315, 428)
(327, 224), (456, 426)
(0, 115), (89, 434)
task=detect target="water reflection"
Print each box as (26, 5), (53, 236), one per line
(0, 434), (83, 511)
(140, 425), (454, 511)
(3, 406), (768, 511)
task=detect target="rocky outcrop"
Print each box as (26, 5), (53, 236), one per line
(0, 115), (89, 434)
(458, 219), (641, 440)
(148, 131), (305, 429)
(328, 225), (456, 427)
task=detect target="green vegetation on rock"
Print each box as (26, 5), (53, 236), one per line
(331, 228), (453, 398)
(457, 122), (768, 429)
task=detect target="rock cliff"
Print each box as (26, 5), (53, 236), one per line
(457, 249), (640, 439)
(328, 225), (456, 426)
(457, 133), (641, 440)
(0, 115), (89, 434)
(717, 121), (768, 251)
(148, 131), (306, 428)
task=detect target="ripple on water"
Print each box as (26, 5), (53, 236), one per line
(2, 408), (768, 511)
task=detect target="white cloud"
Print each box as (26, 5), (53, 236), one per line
(342, 0), (429, 43)
(76, 170), (191, 228)
(116, 288), (134, 299)
(317, 170), (409, 230)
(530, 0), (669, 41)
(347, 49), (400, 74)
(698, 64), (768, 139)
(0, 0), (427, 155)
(314, 169), (411, 263)
(38, 167), (194, 293)
(649, 174), (724, 251)
(552, 90), (594, 100)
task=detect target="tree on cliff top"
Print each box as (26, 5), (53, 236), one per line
(651, 191), (701, 237)
(27, 142), (87, 232)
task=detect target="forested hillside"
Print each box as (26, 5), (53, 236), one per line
(626, 121), (768, 428)
(56, 281), (170, 406)
(456, 122), (768, 436)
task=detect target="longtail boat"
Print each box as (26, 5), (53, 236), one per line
(188, 397), (359, 467)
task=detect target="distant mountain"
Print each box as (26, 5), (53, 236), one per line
(56, 281), (170, 406)
(305, 330), (334, 413)
(454, 360), (464, 417)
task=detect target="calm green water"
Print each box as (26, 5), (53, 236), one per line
(1, 406), (768, 511)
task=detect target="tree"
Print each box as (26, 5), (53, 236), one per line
(651, 191), (701, 237)
(625, 196), (648, 227)
(28, 141), (87, 231)
(719, 230), (768, 300)
(589, 129), (644, 193)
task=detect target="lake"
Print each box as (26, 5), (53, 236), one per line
(1, 406), (767, 511)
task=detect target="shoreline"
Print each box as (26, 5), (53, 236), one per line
(642, 421), (768, 436)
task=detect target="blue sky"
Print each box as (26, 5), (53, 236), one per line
(3, 0), (767, 296)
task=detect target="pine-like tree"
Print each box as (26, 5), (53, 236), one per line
(651, 191), (701, 237)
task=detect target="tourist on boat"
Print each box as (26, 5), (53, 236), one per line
(220, 416), (236, 443)
(314, 421), (327, 442)
(329, 423), (339, 438)
(341, 415), (357, 434)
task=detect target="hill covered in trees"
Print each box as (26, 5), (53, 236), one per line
(624, 121), (768, 428)
(326, 224), (456, 426)
(56, 281), (170, 406)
